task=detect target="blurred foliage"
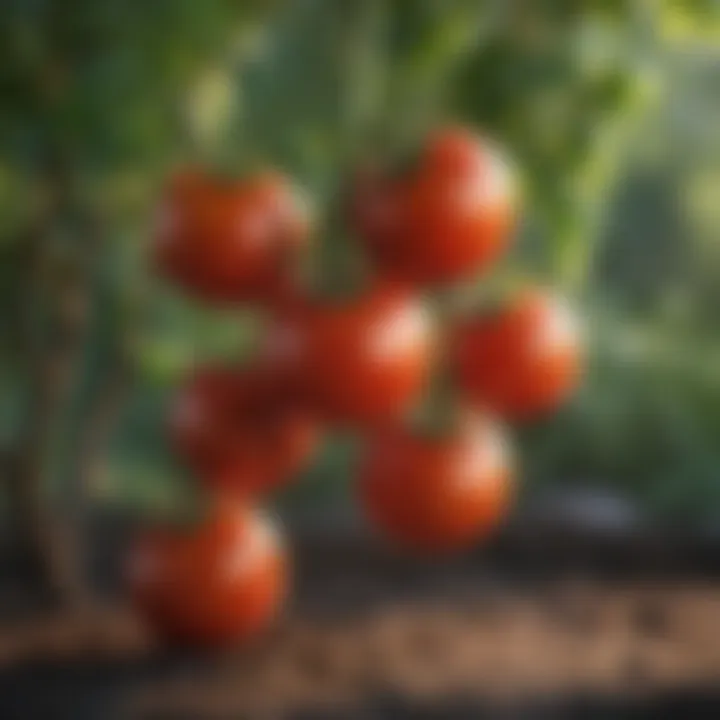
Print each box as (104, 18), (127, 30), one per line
(1, 0), (720, 522)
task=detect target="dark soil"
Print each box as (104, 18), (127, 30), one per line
(1, 521), (720, 719)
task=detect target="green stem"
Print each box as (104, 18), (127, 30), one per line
(9, 158), (94, 605)
(313, 0), (381, 298)
(380, 0), (483, 158)
(185, 30), (260, 176)
(314, 186), (357, 298)
(418, 289), (461, 436)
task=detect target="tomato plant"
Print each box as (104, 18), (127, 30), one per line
(452, 289), (583, 421)
(358, 415), (513, 553)
(141, 110), (578, 648)
(153, 169), (309, 304)
(170, 365), (319, 495)
(125, 501), (287, 647)
(262, 283), (435, 426)
(350, 127), (517, 287)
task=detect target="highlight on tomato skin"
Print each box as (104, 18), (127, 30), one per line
(349, 126), (518, 288)
(169, 364), (320, 496)
(125, 500), (288, 647)
(153, 168), (310, 305)
(260, 283), (436, 428)
(451, 288), (583, 421)
(357, 415), (514, 554)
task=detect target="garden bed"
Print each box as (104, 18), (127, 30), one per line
(1, 517), (720, 719)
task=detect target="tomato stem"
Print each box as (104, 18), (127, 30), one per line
(418, 289), (461, 436)
(313, 0), (378, 300)
(314, 184), (365, 299)
(164, 451), (212, 528)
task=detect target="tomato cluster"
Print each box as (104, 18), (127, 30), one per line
(129, 126), (582, 647)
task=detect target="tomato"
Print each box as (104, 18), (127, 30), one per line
(153, 169), (309, 304)
(452, 289), (582, 420)
(350, 126), (516, 287)
(170, 365), (319, 495)
(358, 415), (513, 553)
(126, 500), (287, 647)
(262, 284), (434, 426)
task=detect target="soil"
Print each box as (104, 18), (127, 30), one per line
(1, 521), (720, 719)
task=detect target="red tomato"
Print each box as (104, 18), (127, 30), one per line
(452, 289), (582, 420)
(358, 415), (513, 553)
(170, 365), (319, 495)
(262, 284), (435, 426)
(153, 169), (309, 304)
(350, 126), (517, 286)
(125, 501), (287, 647)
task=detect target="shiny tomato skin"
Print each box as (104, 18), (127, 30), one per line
(452, 290), (582, 421)
(350, 127), (516, 287)
(153, 169), (309, 304)
(358, 416), (513, 553)
(170, 365), (319, 495)
(126, 501), (287, 647)
(262, 284), (435, 427)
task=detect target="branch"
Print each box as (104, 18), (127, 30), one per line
(75, 362), (131, 507)
(5, 160), (99, 604)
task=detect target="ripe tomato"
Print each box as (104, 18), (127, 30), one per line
(126, 501), (287, 647)
(170, 365), (319, 495)
(350, 126), (516, 287)
(262, 284), (434, 426)
(153, 169), (309, 304)
(358, 415), (513, 553)
(452, 289), (582, 420)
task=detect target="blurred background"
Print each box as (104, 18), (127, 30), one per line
(3, 0), (718, 522)
(2, 0), (720, 716)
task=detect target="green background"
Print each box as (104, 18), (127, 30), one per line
(1, 0), (720, 524)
